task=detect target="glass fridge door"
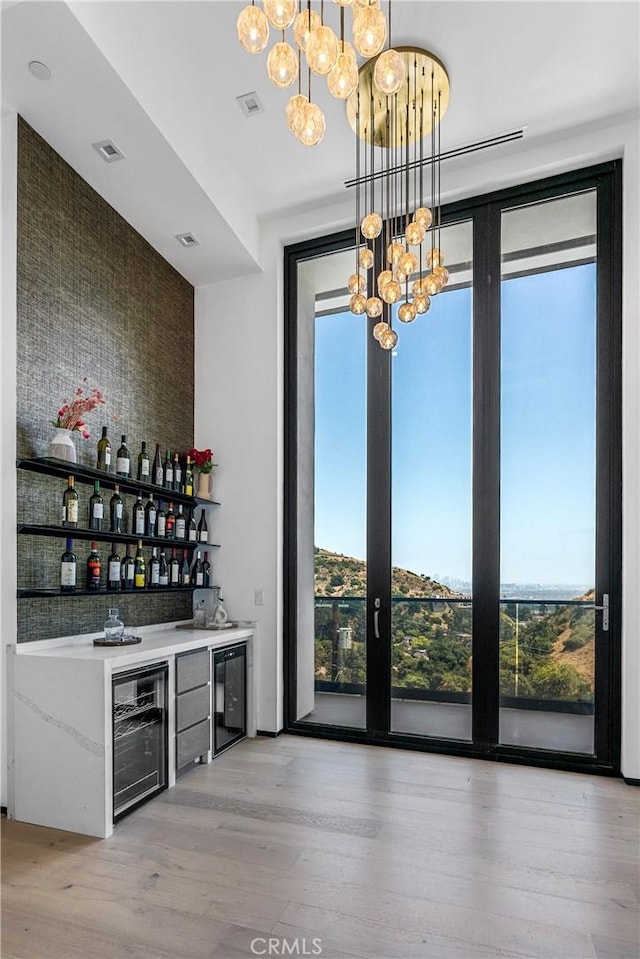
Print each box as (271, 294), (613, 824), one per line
(112, 662), (168, 820)
(213, 644), (246, 755)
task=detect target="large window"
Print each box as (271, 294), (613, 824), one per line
(284, 163), (621, 774)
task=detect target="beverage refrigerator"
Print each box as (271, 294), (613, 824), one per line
(212, 644), (247, 755)
(112, 662), (168, 821)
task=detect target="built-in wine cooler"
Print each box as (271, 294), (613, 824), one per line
(112, 662), (168, 821)
(213, 644), (246, 755)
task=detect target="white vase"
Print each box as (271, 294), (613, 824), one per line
(49, 427), (77, 463)
(197, 471), (211, 499)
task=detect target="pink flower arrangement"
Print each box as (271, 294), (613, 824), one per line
(189, 447), (214, 473)
(52, 378), (106, 439)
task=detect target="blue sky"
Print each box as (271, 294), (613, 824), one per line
(314, 263), (596, 587)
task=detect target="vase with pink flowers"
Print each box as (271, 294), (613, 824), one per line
(49, 378), (107, 463)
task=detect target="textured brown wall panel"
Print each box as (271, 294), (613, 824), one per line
(16, 119), (196, 641)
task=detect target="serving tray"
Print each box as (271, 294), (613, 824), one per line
(93, 635), (142, 647)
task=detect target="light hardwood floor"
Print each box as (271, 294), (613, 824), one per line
(2, 735), (639, 959)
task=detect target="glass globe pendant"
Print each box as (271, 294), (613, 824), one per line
(377, 269), (393, 293)
(426, 247), (444, 269)
(424, 273), (440, 296)
(361, 212), (383, 240)
(434, 265), (450, 286)
(373, 48), (405, 96)
(398, 301), (417, 323)
(379, 326), (399, 350)
(286, 93), (309, 136)
(349, 292), (367, 314)
(293, 8), (321, 51)
(347, 273), (366, 295)
(365, 296), (383, 318)
(334, 0), (353, 6)
(295, 100), (326, 146)
(359, 247), (374, 270)
(386, 241), (403, 266)
(263, 0), (296, 30)
(397, 251), (418, 277)
(237, 4), (270, 53)
(413, 293), (430, 314)
(267, 41), (298, 88)
(373, 320), (388, 342)
(405, 220), (425, 247)
(327, 46), (359, 99)
(381, 279), (401, 304)
(415, 206), (433, 230)
(306, 24), (339, 76)
(352, 6), (386, 58)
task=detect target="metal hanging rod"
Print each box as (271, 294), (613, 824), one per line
(344, 128), (525, 190)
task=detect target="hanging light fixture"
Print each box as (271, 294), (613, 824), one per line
(345, 44), (451, 349)
(236, 0), (393, 143)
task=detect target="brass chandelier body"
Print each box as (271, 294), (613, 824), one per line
(346, 48), (451, 350)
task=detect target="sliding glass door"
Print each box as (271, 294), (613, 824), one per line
(284, 163), (621, 773)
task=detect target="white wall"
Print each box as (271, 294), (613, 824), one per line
(1, 109), (18, 806)
(194, 114), (640, 777)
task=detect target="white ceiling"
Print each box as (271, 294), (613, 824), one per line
(2, 0), (638, 286)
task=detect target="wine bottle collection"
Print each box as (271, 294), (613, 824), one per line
(59, 539), (213, 593)
(96, 429), (195, 497)
(61, 475), (209, 543)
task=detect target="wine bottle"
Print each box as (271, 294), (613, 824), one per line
(60, 538), (76, 592)
(96, 426), (112, 472)
(109, 485), (124, 533)
(116, 435), (130, 478)
(203, 551), (211, 588)
(137, 441), (150, 482)
(148, 547), (160, 587)
(121, 544), (135, 590)
(175, 504), (186, 540)
(184, 455), (194, 497)
(187, 508), (197, 543)
(181, 549), (191, 586)
(86, 542), (101, 591)
(197, 510), (208, 543)
(191, 550), (204, 587)
(165, 502), (176, 540)
(107, 543), (121, 590)
(153, 443), (163, 486)
(145, 493), (157, 537)
(134, 540), (146, 589)
(172, 452), (183, 493)
(163, 450), (173, 489)
(62, 475), (78, 528)
(131, 491), (145, 536)
(157, 500), (167, 538)
(169, 548), (180, 586)
(89, 480), (104, 531)
(158, 548), (169, 587)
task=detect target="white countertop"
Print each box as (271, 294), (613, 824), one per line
(12, 621), (255, 671)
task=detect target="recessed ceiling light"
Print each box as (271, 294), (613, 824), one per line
(28, 60), (51, 81)
(92, 139), (126, 163)
(236, 91), (263, 118)
(175, 233), (200, 248)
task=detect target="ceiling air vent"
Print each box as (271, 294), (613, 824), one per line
(175, 232), (200, 248)
(92, 139), (126, 163)
(236, 91), (263, 118)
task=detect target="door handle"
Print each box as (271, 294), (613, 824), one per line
(593, 593), (609, 632)
(374, 597), (380, 639)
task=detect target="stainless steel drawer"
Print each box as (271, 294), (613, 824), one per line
(176, 719), (210, 769)
(176, 648), (209, 693)
(176, 683), (210, 733)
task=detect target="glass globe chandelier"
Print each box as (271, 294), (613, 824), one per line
(236, 0), (393, 145)
(345, 46), (451, 350)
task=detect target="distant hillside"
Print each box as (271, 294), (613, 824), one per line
(314, 547), (457, 598)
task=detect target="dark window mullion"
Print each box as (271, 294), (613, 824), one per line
(472, 203), (502, 746)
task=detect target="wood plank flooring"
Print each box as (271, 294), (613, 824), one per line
(2, 735), (639, 959)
